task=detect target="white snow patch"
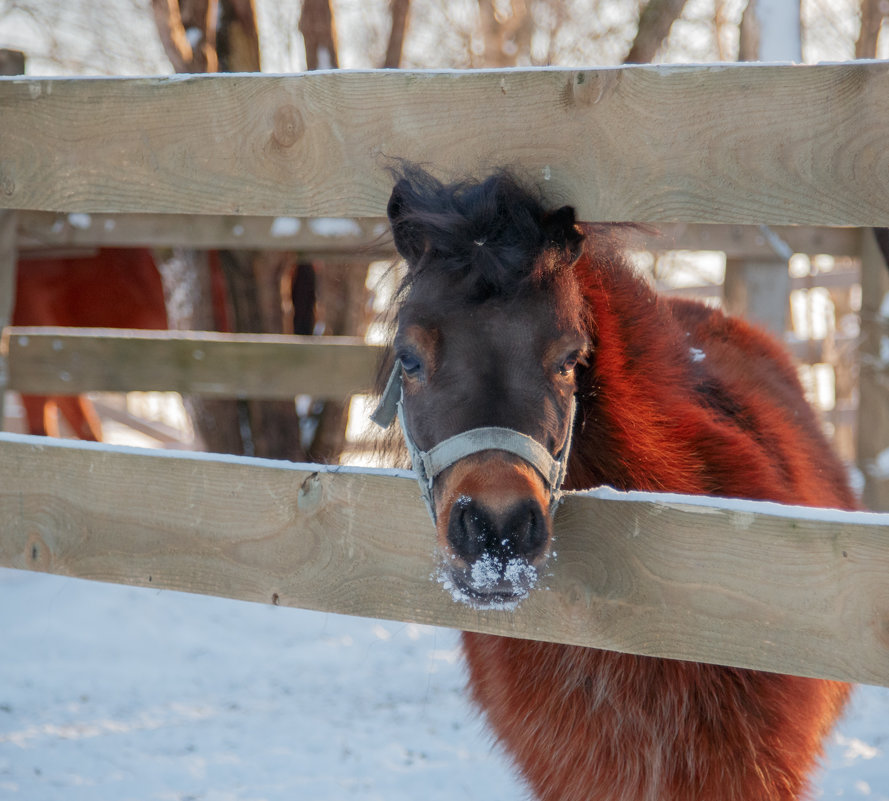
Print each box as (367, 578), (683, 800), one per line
(881, 336), (889, 366)
(185, 27), (203, 48)
(867, 447), (889, 480)
(434, 553), (538, 613)
(270, 217), (301, 238)
(1, 567), (886, 799)
(67, 213), (92, 230)
(316, 46), (333, 70)
(754, 0), (802, 61)
(689, 347), (706, 363)
(309, 218), (362, 238)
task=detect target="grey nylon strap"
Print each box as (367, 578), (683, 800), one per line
(371, 363), (575, 522)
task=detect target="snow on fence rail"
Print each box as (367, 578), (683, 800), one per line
(0, 433), (887, 687)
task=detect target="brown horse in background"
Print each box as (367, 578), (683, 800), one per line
(13, 248), (167, 439)
(379, 166), (855, 801)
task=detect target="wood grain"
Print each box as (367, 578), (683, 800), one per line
(1, 64), (889, 224)
(3, 327), (382, 399)
(1, 432), (887, 687)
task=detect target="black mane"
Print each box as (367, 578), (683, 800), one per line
(387, 165), (581, 299)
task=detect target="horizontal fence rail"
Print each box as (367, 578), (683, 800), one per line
(14, 212), (863, 260)
(16, 211), (395, 255)
(2, 327), (382, 399)
(2, 64), (889, 224)
(1, 432), (887, 687)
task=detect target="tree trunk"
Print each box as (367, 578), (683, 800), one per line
(156, 248), (245, 453)
(856, 0), (884, 58)
(625, 0), (689, 63)
(151, 0), (219, 72)
(217, 249), (306, 460)
(383, 0), (412, 68)
(298, 0), (339, 69)
(305, 262), (373, 463)
(295, 0), (376, 465)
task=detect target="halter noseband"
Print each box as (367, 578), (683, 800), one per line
(371, 362), (576, 523)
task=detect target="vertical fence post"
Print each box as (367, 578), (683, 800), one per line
(0, 212), (16, 430)
(0, 50), (24, 430)
(857, 228), (889, 511)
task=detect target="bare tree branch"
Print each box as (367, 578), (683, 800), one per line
(738, 0), (760, 61)
(298, 0), (339, 70)
(625, 0), (690, 63)
(383, 0), (411, 68)
(856, 0), (884, 58)
(217, 0), (261, 72)
(151, 0), (218, 73)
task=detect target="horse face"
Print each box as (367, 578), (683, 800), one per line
(394, 269), (587, 607)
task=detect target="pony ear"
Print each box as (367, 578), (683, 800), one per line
(387, 179), (427, 265)
(541, 205), (584, 266)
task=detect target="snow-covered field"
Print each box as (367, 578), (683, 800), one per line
(1, 567), (887, 800)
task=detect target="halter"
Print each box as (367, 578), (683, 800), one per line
(371, 362), (576, 523)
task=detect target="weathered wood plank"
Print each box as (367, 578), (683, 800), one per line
(15, 211), (862, 260)
(0, 432), (887, 687)
(2, 65), (889, 224)
(3, 327), (382, 399)
(648, 223), (861, 259)
(16, 211), (394, 256)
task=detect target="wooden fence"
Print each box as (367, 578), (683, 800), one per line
(1, 63), (889, 687)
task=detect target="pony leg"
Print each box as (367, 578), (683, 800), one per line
(54, 396), (103, 441)
(20, 395), (50, 436)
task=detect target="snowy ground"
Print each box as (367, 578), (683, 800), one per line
(1, 568), (887, 801)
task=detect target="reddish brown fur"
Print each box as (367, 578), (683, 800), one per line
(13, 248), (168, 439)
(385, 168), (855, 801)
(462, 233), (854, 801)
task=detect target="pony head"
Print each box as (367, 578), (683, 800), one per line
(375, 166), (588, 608)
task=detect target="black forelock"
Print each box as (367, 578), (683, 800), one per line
(387, 164), (557, 299)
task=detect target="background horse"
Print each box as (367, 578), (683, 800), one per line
(381, 166), (856, 801)
(13, 248), (168, 439)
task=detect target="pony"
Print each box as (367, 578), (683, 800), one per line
(375, 165), (856, 801)
(13, 248), (168, 439)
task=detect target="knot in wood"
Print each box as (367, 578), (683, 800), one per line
(570, 70), (618, 107)
(271, 104), (304, 149)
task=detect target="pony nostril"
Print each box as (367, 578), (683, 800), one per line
(447, 497), (490, 562)
(503, 500), (547, 560)
(447, 497), (548, 564)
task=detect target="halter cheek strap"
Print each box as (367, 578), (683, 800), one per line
(371, 363), (576, 523)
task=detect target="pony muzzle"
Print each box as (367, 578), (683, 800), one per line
(435, 453), (553, 606)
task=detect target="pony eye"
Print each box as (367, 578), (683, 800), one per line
(558, 350), (587, 376)
(398, 352), (423, 378)
(559, 357), (578, 375)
